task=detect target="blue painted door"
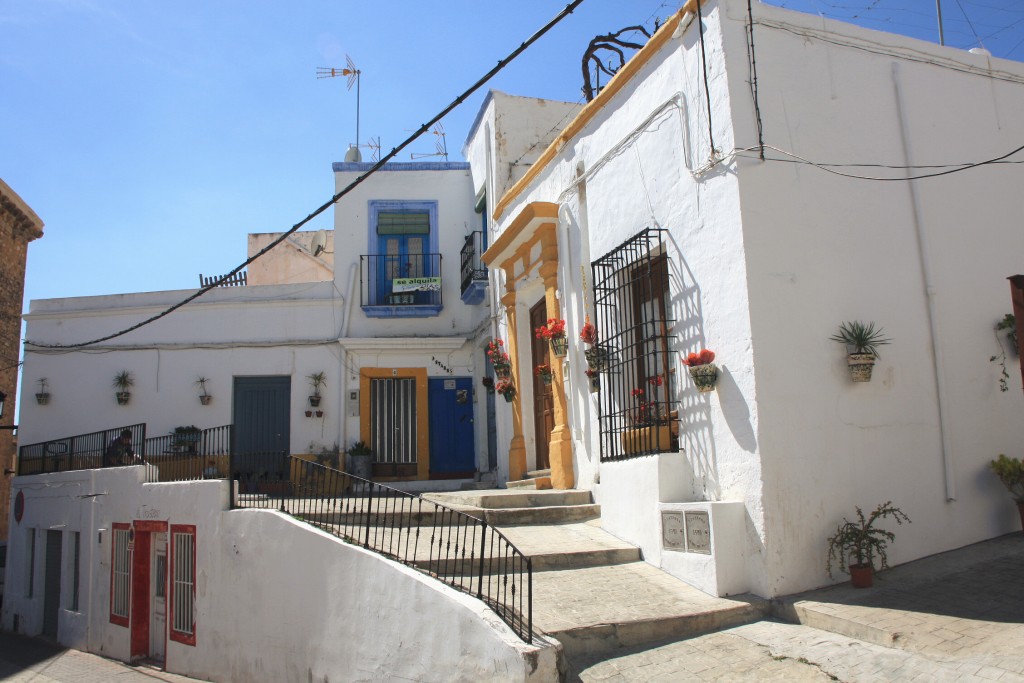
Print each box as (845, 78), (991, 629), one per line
(428, 377), (475, 478)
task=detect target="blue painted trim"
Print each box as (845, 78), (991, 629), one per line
(368, 200), (439, 254)
(363, 304), (443, 319)
(333, 161), (470, 173)
(460, 280), (488, 306)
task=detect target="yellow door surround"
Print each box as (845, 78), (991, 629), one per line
(358, 367), (430, 481)
(482, 201), (575, 490)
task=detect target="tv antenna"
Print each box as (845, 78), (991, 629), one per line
(410, 123), (448, 161)
(366, 136), (381, 163)
(317, 54), (362, 149)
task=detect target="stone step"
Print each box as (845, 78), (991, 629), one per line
(479, 503), (601, 526)
(532, 561), (769, 660)
(506, 476), (552, 490)
(424, 488), (593, 510)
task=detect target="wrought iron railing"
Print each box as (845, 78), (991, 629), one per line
(360, 253), (443, 307)
(460, 231), (488, 295)
(240, 457), (533, 643)
(18, 424), (148, 475)
(143, 425), (233, 482)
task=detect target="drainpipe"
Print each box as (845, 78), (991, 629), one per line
(339, 262), (359, 450)
(892, 62), (955, 501)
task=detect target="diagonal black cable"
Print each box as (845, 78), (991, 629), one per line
(29, 0), (589, 350)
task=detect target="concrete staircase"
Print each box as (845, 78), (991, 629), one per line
(422, 488), (769, 677)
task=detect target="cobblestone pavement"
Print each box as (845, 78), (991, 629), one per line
(0, 631), (207, 683)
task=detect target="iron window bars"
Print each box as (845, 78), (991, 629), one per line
(591, 227), (678, 461)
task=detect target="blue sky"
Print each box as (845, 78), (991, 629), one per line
(2, 0), (1023, 310)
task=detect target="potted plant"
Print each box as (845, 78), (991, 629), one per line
(347, 440), (373, 480)
(826, 501), (911, 588)
(830, 321), (891, 382)
(621, 377), (675, 453)
(682, 349), (718, 392)
(172, 425), (202, 454)
(990, 314), (1017, 392)
(535, 318), (568, 357)
(495, 378), (516, 403)
(535, 364), (553, 385)
(989, 454), (1024, 530)
(481, 376), (495, 394)
(195, 376), (212, 405)
(113, 370), (134, 405)
(585, 367), (600, 392)
(307, 371), (326, 407)
(35, 378), (50, 405)
(486, 339), (512, 379)
(580, 318), (614, 372)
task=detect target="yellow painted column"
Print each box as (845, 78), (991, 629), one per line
(540, 256), (575, 490)
(501, 272), (528, 483)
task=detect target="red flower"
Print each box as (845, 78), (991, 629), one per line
(580, 320), (598, 345)
(631, 388), (645, 398)
(683, 349), (716, 367)
(534, 364), (552, 377)
(535, 318), (567, 340)
(648, 375), (664, 387)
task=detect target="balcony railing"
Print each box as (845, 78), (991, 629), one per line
(460, 231), (488, 305)
(18, 424), (148, 475)
(360, 253), (443, 317)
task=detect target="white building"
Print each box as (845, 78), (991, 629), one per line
(470, 0), (1024, 599)
(6, 0), (1024, 676)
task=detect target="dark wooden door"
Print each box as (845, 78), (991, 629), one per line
(42, 530), (62, 640)
(232, 376), (291, 490)
(530, 300), (553, 471)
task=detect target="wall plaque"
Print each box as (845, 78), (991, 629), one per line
(661, 511), (685, 550)
(685, 510), (712, 554)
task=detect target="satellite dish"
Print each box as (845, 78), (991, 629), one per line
(312, 229), (328, 257)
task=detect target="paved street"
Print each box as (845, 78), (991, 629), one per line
(0, 631), (206, 683)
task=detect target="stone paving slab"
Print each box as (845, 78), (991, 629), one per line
(0, 631), (207, 683)
(533, 561), (768, 657)
(774, 533), (1024, 674)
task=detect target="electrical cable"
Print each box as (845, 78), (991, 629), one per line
(737, 141), (1024, 180)
(695, 0), (717, 153)
(26, 0), (590, 351)
(746, 0), (765, 160)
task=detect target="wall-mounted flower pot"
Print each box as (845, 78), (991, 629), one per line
(500, 389), (516, 404)
(584, 345), (614, 372)
(116, 391), (131, 405)
(315, 410), (323, 418)
(849, 563), (874, 588)
(35, 393), (50, 405)
(588, 375), (600, 393)
(538, 374), (553, 386)
(493, 364), (511, 380)
(549, 336), (568, 358)
(199, 395), (212, 406)
(846, 353), (876, 382)
(688, 364), (719, 392)
(305, 410), (313, 418)
(309, 395), (322, 407)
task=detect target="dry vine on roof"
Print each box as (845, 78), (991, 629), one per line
(581, 22), (659, 102)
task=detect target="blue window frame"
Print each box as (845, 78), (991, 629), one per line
(365, 200), (442, 316)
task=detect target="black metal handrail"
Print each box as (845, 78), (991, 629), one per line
(143, 425), (233, 482)
(360, 253), (443, 307)
(18, 423), (147, 475)
(241, 456), (533, 643)
(460, 231), (488, 294)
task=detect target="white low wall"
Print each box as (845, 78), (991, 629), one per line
(3, 469), (558, 682)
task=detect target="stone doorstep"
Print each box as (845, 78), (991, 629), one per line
(506, 476), (552, 490)
(772, 599), (906, 650)
(548, 601), (770, 659)
(424, 488), (594, 509)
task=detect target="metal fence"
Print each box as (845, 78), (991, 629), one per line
(240, 457), (533, 644)
(460, 230), (488, 295)
(360, 253), (443, 307)
(18, 424), (148, 475)
(143, 425), (233, 482)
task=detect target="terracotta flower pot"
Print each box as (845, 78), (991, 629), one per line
(849, 563), (874, 588)
(199, 395), (212, 406)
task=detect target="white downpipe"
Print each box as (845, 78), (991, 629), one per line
(892, 62), (956, 501)
(339, 262), (359, 450)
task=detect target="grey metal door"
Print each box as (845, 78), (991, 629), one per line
(43, 530), (62, 640)
(232, 376), (291, 490)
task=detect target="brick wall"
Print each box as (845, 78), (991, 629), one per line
(0, 180), (43, 542)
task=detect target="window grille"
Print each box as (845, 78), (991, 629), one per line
(170, 526), (196, 645)
(26, 528), (36, 599)
(110, 525), (130, 626)
(70, 531), (80, 611)
(591, 228), (678, 461)
(370, 378), (418, 472)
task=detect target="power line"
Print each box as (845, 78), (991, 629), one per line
(26, 0), (590, 351)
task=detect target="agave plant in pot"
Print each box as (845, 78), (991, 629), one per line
(826, 501), (911, 588)
(830, 321), (891, 382)
(113, 370), (134, 405)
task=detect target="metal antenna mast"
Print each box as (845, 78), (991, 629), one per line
(317, 54), (362, 149)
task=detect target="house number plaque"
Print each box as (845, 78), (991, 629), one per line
(661, 511), (686, 550)
(685, 511), (712, 554)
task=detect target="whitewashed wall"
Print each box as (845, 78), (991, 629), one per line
(489, 4), (771, 593)
(3, 470), (558, 682)
(720, 0), (1024, 594)
(21, 283), (345, 454)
